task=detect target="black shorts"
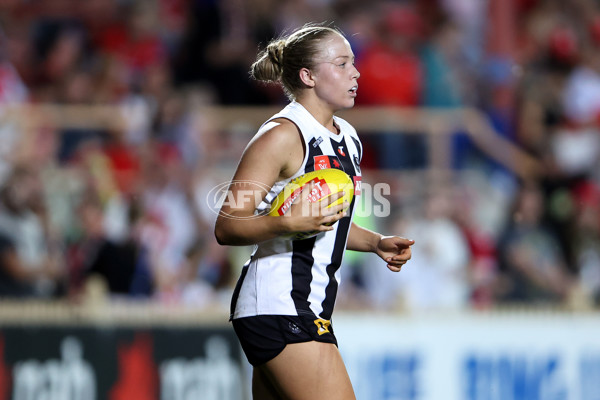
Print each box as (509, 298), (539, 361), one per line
(232, 314), (338, 367)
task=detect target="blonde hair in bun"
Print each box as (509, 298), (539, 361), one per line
(250, 23), (343, 100)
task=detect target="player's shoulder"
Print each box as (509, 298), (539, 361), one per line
(247, 117), (302, 154)
(261, 117), (299, 134)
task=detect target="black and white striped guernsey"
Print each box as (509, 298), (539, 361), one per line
(230, 101), (363, 322)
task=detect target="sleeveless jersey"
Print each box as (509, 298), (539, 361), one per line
(230, 101), (363, 321)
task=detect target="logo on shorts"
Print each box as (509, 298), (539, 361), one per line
(314, 318), (331, 336)
(289, 322), (301, 334)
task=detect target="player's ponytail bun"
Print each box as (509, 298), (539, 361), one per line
(249, 23), (343, 100)
(250, 40), (285, 83)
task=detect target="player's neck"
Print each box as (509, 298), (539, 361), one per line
(296, 98), (337, 135)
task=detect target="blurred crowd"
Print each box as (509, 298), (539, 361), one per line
(0, 0), (599, 312)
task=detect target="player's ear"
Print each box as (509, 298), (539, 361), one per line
(299, 67), (316, 88)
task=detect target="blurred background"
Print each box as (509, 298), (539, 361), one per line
(0, 0), (599, 399)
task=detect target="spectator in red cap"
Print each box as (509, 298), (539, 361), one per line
(354, 2), (426, 169)
(355, 3), (423, 107)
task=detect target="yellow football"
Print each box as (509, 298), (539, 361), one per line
(268, 168), (354, 240)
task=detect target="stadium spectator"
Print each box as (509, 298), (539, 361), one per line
(571, 181), (600, 307)
(0, 24), (29, 183)
(354, 1), (426, 169)
(134, 141), (199, 303)
(452, 182), (503, 309)
(375, 185), (471, 311)
(66, 191), (153, 299)
(496, 181), (575, 305)
(561, 43), (600, 127)
(0, 166), (66, 298)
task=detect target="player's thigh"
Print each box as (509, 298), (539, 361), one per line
(252, 367), (281, 400)
(260, 341), (356, 400)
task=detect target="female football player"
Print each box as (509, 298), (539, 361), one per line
(215, 23), (414, 399)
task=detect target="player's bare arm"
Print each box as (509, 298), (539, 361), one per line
(214, 119), (345, 246)
(347, 222), (414, 272)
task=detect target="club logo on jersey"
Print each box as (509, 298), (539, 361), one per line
(337, 146), (346, 157)
(314, 318), (331, 335)
(353, 155), (361, 173)
(312, 136), (323, 148)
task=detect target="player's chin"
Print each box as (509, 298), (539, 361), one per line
(339, 98), (356, 110)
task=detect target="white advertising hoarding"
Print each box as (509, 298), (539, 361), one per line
(334, 312), (600, 400)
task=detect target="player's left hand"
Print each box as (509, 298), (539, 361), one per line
(376, 236), (415, 272)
